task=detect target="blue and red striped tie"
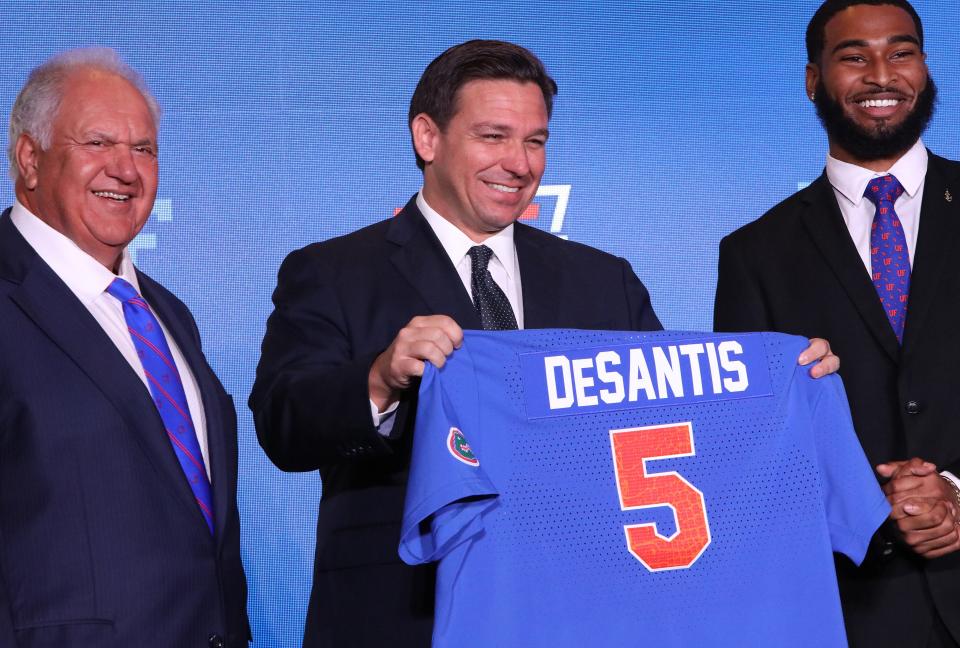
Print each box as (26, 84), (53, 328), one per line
(107, 277), (214, 534)
(864, 174), (910, 343)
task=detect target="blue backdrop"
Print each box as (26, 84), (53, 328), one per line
(3, 1), (958, 645)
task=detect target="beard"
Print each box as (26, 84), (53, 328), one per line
(813, 75), (937, 161)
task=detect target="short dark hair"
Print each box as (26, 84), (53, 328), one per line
(408, 39), (558, 170)
(806, 0), (924, 64)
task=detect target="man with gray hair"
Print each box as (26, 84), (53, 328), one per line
(0, 47), (248, 646)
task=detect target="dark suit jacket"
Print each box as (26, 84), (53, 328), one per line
(714, 153), (960, 647)
(0, 209), (249, 647)
(250, 197), (661, 648)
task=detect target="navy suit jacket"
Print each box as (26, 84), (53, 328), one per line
(0, 209), (249, 647)
(250, 197), (661, 647)
(715, 153), (960, 647)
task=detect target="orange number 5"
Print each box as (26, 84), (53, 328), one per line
(609, 423), (711, 571)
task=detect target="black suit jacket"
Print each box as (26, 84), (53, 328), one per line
(714, 153), (960, 647)
(0, 209), (249, 647)
(250, 197), (661, 647)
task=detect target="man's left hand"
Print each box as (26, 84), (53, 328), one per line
(798, 337), (839, 378)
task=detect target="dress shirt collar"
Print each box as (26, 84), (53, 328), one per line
(416, 191), (517, 281)
(10, 199), (141, 304)
(826, 138), (927, 207)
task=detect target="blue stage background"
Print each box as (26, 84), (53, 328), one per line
(3, 2), (958, 645)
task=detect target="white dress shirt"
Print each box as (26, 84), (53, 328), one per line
(826, 138), (927, 274)
(370, 191), (526, 434)
(11, 200), (211, 476)
(416, 191), (524, 327)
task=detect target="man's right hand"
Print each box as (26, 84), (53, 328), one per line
(368, 315), (463, 412)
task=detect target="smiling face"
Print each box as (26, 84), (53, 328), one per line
(413, 79), (549, 242)
(806, 3), (932, 168)
(15, 67), (158, 270)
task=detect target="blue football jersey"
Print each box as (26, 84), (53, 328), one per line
(399, 330), (889, 648)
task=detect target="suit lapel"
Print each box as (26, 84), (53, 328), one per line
(139, 274), (228, 546)
(0, 214), (212, 539)
(387, 198), (482, 329)
(799, 174), (901, 362)
(515, 223), (561, 329)
(901, 155), (960, 358)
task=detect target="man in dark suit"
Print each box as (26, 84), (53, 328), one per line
(252, 40), (836, 647)
(715, 1), (960, 646)
(0, 48), (248, 646)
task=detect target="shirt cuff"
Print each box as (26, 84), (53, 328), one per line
(370, 399), (400, 438)
(941, 471), (960, 491)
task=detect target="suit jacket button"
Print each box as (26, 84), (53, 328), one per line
(208, 634), (225, 648)
(905, 400), (921, 415)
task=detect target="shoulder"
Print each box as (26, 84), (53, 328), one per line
(137, 270), (195, 321)
(515, 222), (629, 270)
(721, 179), (825, 250)
(292, 218), (394, 265)
(275, 218), (398, 287)
(928, 151), (960, 180)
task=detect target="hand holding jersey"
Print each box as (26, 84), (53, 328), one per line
(369, 315), (464, 412)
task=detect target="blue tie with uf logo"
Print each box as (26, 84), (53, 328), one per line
(864, 174), (910, 344)
(107, 277), (214, 534)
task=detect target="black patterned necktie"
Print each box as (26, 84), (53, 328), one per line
(467, 245), (518, 330)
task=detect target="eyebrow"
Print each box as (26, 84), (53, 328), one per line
(832, 34), (921, 55)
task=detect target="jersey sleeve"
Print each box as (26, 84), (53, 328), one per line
(399, 355), (499, 566)
(809, 373), (891, 565)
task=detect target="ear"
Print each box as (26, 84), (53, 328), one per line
(805, 63), (819, 102)
(15, 133), (42, 190)
(411, 113), (441, 165)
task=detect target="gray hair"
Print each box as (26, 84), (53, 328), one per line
(7, 47), (162, 180)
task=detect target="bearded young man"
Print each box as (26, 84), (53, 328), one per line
(715, 1), (960, 646)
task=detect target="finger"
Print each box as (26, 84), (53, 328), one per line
(392, 356), (427, 383)
(898, 511), (953, 536)
(881, 458), (938, 482)
(892, 457), (938, 477)
(408, 326), (456, 358)
(885, 475), (942, 497)
(891, 479), (954, 506)
(405, 339), (452, 369)
(902, 519), (959, 550)
(895, 500), (951, 530)
(889, 497), (936, 521)
(808, 353), (839, 378)
(436, 316), (464, 348)
(408, 316), (464, 350)
(409, 315), (459, 334)
(877, 461), (907, 479)
(909, 528), (960, 554)
(918, 539), (960, 559)
(798, 338), (829, 366)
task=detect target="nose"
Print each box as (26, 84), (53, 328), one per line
(864, 58), (898, 88)
(500, 139), (532, 178)
(106, 145), (139, 184)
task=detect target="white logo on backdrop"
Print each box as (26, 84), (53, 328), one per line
(525, 184), (571, 240)
(128, 198), (173, 264)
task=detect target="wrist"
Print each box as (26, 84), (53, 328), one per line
(368, 359), (400, 412)
(939, 475), (960, 520)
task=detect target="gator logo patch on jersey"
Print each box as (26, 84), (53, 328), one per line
(447, 427), (479, 466)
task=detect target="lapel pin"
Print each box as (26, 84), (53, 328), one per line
(946, 189), (954, 203)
